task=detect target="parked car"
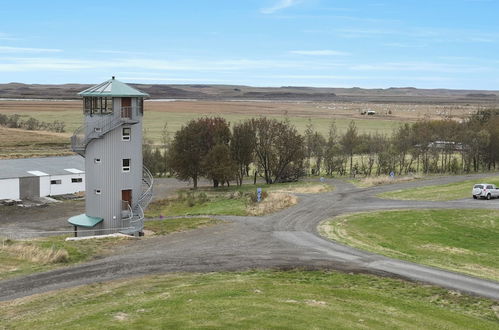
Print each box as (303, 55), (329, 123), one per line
(472, 184), (499, 200)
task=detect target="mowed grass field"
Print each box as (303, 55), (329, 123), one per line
(379, 176), (499, 201)
(1, 271), (498, 329)
(321, 209), (499, 281)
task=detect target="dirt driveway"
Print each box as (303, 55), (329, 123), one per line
(1, 173), (499, 302)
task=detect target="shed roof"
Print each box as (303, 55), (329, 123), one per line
(0, 155), (84, 180)
(78, 77), (149, 97)
(68, 214), (103, 228)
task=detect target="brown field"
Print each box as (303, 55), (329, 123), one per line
(0, 126), (71, 159)
(0, 99), (486, 120)
(0, 98), (495, 158)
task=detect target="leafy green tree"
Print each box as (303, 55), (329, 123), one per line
(203, 144), (238, 187)
(231, 121), (256, 185)
(341, 121), (360, 176)
(167, 117), (231, 188)
(251, 117), (305, 184)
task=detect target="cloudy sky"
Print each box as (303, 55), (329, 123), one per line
(0, 0), (498, 89)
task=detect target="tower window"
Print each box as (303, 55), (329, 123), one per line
(84, 97), (113, 115)
(95, 189), (101, 195)
(71, 178), (83, 183)
(50, 180), (62, 185)
(94, 158), (101, 164)
(122, 159), (130, 172)
(122, 127), (131, 141)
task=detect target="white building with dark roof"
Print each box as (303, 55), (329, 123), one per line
(0, 155), (85, 200)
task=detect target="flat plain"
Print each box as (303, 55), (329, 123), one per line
(0, 97), (492, 157)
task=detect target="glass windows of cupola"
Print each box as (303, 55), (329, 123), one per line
(84, 97), (113, 116)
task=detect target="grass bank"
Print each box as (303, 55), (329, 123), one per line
(0, 270), (497, 329)
(145, 181), (330, 218)
(378, 176), (499, 201)
(320, 209), (499, 281)
(0, 217), (221, 280)
(0, 235), (132, 280)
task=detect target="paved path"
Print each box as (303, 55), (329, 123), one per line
(1, 173), (499, 301)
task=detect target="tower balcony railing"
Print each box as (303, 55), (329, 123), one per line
(71, 114), (138, 155)
(120, 106), (132, 119)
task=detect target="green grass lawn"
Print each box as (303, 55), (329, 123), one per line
(379, 176), (499, 201)
(144, 217), (223, 235)
(146, 195), (248, 217)
(145, 181), (330, 218)
(320, 209), (499, 281)
(0, 270), (497, 329)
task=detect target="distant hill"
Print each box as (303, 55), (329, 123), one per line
(0, 83), (498, 104)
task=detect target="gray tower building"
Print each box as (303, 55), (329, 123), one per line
(68, 77), (153, 236)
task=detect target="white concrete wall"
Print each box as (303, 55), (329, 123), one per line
(0, 178), (20, 200)
(47, 174), (85, 196)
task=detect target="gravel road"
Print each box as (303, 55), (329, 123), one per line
(1, 173), (499, 302)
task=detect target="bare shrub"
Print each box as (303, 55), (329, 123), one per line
(358, 174), (421, 187)
(272, 184), (329, 194)
(246, 192), (297, 216)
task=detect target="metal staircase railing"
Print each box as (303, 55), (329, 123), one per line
(71, 114), (138, 155)
(121, 166), (154, 234)
(70, 111), (151, 235)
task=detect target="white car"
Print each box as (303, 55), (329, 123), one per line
(472, 184), (499, 200)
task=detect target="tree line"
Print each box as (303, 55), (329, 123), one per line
(0, 113), (65, 132)
(144, 109), (499, 187)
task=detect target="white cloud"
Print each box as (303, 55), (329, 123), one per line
(93, 49), (147, 55)
(0, 56), (322, 73)
(290, 50), (349, 56)
(349, 61), (491, 74)
(0, 46), (61, 53)
(261, 0), (301, 14)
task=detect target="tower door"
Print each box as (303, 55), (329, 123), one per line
(121, 189), (132, 209)
(121, 97), (132, 118)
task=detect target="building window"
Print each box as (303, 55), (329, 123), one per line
(50, 180), (62, 185)
(94, 127), (102, 133)
(71, 178), (83, 183)
(95, 189), (101, 195)
(122, 159), (130, 172)
(94, 158), (101, 164)
(122, 127), (131, 141)
(84, 97), (113, 116)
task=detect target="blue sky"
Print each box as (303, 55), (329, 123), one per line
(0, 0), (498, 89)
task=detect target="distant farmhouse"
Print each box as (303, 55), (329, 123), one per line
(0, 155), (84, 200)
